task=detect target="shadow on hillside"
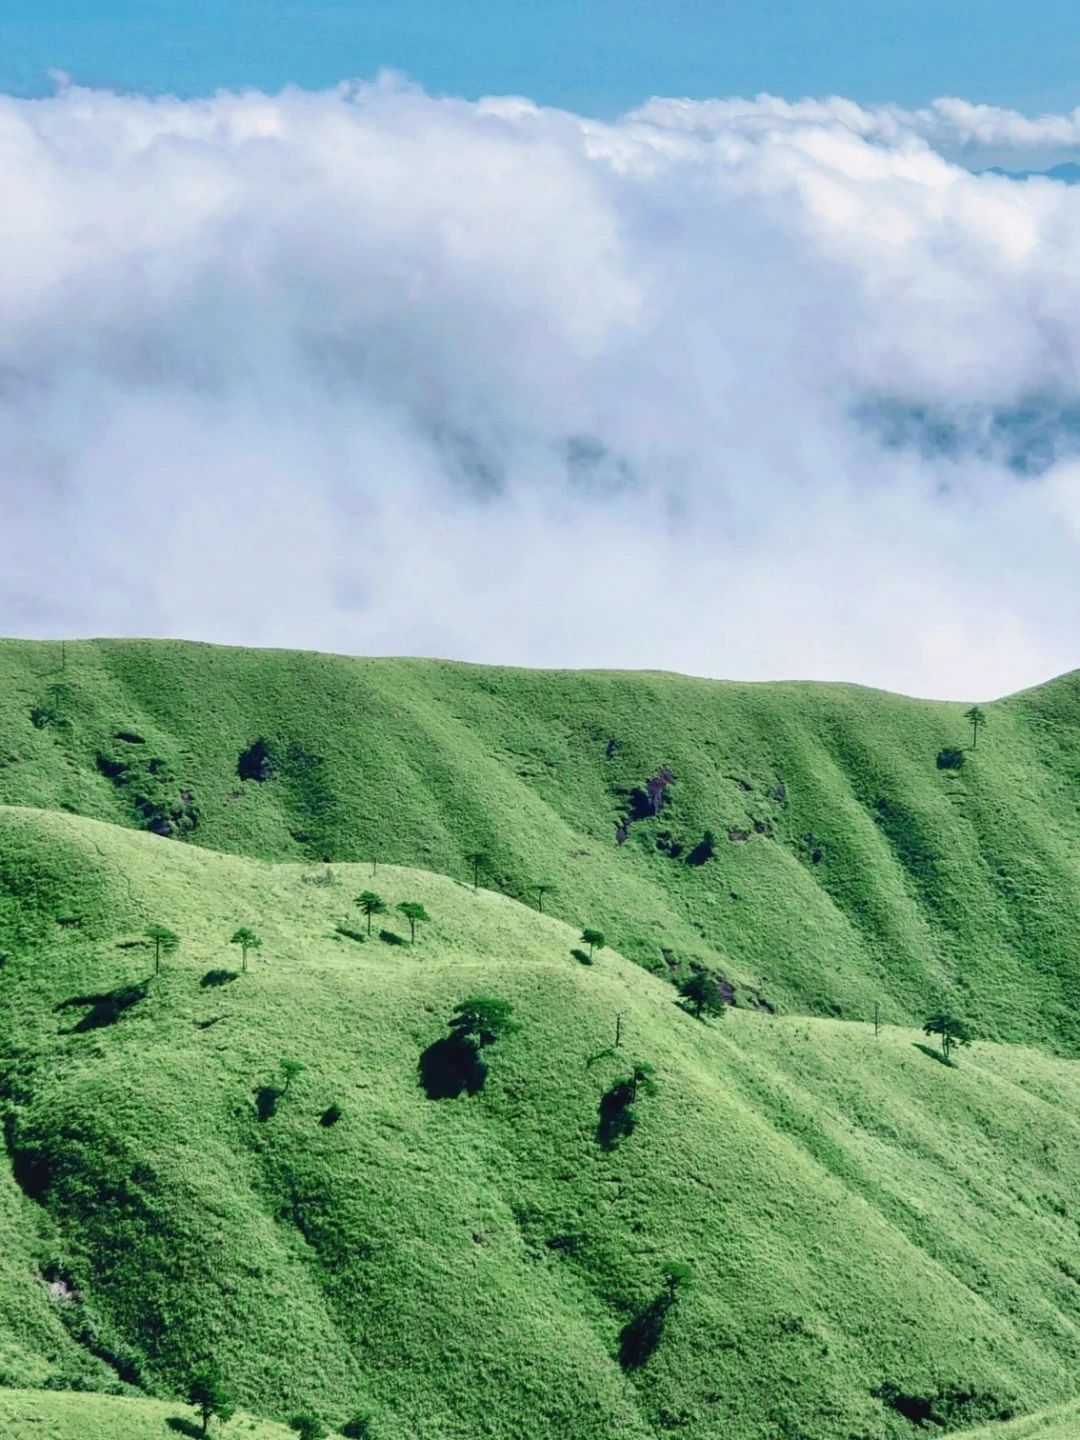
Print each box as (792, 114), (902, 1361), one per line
(618, 1293), (670, 1370)
(255, 1085), (283, 1121)
(418, 1034), (487, 1099)
(166, 1418), (203, 1438)
(55, 979), (150, 1033)
(201, 968), (239, 988)
(597, 1081), (636, 1150)
(913, 1042), (955, 1068)
(379, 929), (406, 946)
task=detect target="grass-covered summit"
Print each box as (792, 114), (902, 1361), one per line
(3, 638), (1080, 1048)
(3, 638), (1080, 1439)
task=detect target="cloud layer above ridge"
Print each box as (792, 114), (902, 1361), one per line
(3, 77), (1080, 699)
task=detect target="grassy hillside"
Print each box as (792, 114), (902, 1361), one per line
(2, 638), (1080, 1054)
(0, 1386), (295, 1438)
(3, 805), (1080, 1438)
(961, 1399), (1080, 1440)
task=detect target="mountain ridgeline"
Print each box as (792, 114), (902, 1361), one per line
(3, 639), (1080, 1440)
(2, 638), (1080, 1046)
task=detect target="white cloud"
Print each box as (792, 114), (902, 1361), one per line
(1, 76), (1079, 699)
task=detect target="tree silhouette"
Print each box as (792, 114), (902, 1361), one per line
(146, 924), (179, 976)
(923, 1010), (973, 1063)
(188, 1369), (234, 1436)
(280, 1059), (306, 1094)
(230, 927), (262, 973)
(465, 852), (490, 891)
(964, 705), (987, 749)
(397, 901), (430, 943)
(355, 891), (387, 936)
(581, 928), (606, 961)
(678, 972), (726, 1020)
(532, 882), (557, 913)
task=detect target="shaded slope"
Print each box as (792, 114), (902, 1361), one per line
(3, 809), (1080, 1437)
(3, 640), (1080, 1049)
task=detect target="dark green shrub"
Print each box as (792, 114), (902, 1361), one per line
(936, 747), (965, 770)
(290, 1414), (327, 1440)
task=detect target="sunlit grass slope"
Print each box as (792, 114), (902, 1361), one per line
(0, 1386), (295, 1438)
(961, 1398), (1080, 1439)
(3, 807), (1080, 1438)
(2, 639), (1080, 1049)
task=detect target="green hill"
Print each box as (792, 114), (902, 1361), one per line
(4, 638), (1080, 1438)
(2, 802), (1080, 1437)
(3, 638), (1080, 1050)
(0, 1386), (295, 1438)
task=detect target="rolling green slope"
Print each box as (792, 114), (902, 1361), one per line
(0, 1387), (295, 1438)
(2, 639), (1080, 1052)
(3, 806), (1080, 1438)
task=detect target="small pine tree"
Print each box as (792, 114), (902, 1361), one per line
(581, 928), (606, 961)
(355, 891), (387, 936)
(964, 705), (987, 749)
(678, 972), (727, 1020)
(397, 901), (430, 943)
(280, 1058), (306, 1094)
(189, 1369), (234, 1436)
(923, 1010), (973, 1063)
(146, 924), (179, 976)
(230, 926), (262, 973)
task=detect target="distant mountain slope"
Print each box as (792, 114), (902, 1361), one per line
(2, 806), (1080, 1437)
(2, 639), (1080, 1047)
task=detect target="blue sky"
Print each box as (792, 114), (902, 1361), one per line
(4, 0), (1080, 114)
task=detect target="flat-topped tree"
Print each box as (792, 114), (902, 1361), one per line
(146, 923), (179, 975)
(581, 928), (606, 961)
(230, 926), (262, 973)
(355, 890), (387, 935)
(532, 882), (557, 913)
(450, 996), (519, 1046)
(924, 1010), (973, 1063)
(397, 901), (430, 943)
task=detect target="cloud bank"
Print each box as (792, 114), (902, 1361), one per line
(3, 77), (1080, 699)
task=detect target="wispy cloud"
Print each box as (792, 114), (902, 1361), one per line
(2, 75), (1079, 698)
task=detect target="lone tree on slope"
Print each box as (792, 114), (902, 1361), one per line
(189, 1369), (235, 1436)
(678, 972), (727, 1020)
(964, 705), (987, 749)
(532, 882), (557, 913)
(280, 1059), (306, 1094)
(581, 928), (606, 961)
(230, 927), (262, 973)
(450, 996), (520, 1046)
(923, 1010), (973, 1063)
(355, 891), (387, 936)
(397, 901), (430, 944)
(465, 851), (490, 892)
(146, 924), (179, 976)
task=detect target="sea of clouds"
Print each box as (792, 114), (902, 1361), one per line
(4, 76), (1080, 697)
